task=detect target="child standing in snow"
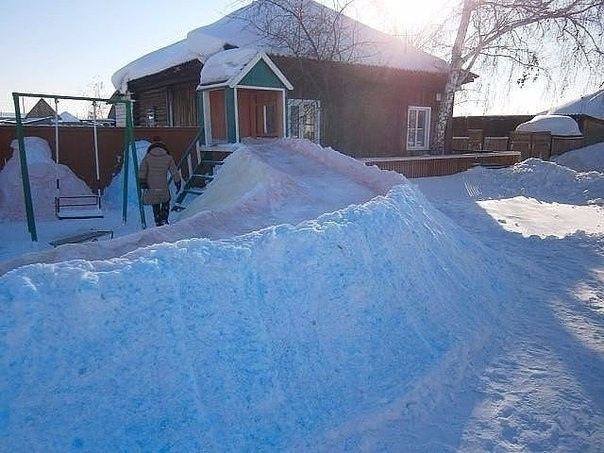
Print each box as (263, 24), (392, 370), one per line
(139, 139), (181, 226)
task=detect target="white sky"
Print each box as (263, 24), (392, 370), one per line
(1, 0), (600, 118)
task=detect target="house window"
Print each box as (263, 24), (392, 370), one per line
(407, 106), (431, 150)
(145, 107), (156, 127)
(288, 99), (321, 143)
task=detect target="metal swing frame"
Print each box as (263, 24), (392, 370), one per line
(52, 98), (104, 220)
(12, 92), (147, 242)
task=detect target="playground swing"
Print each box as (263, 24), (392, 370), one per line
(53, 99), (104, 220)
(13, 91), (146, 242)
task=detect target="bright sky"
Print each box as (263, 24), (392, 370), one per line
(0, 0), (599, 117)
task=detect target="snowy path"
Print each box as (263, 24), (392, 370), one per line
(398, 172), (604, 450)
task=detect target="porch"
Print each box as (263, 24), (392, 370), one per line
(197, 49), (293, 146)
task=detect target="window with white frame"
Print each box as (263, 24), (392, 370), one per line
(288, 99), (321, 143)
(407, 106), (431, 150)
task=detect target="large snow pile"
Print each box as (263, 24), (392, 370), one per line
(200, 47), (259, 85)
(0, 137), (92, 221)
(103, 140), (150, 208)
(112, 0), (447, 92)
(554, 142), (604, 173)
(0, 180), (509, 450)
(515, 114), (582, 136)
(549, 88), (604, 121)
(1, 139), (403, 274)
(463, 159), (603, 205)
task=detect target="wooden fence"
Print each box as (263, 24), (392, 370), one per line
(452, 130), (585, 160)
(0, 125), (199, 189)
(361, 151), (521, 178)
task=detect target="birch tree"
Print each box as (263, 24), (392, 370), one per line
(432, 0), (604, 152)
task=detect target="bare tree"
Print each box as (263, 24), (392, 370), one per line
(84, 78), (111, 119)
(238, 0), (361, 62)
(431, 0), (604, 152)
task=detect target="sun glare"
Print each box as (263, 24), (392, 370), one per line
(358, 0), (449, 34)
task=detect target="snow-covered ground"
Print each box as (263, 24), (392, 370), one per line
(554, 142), (604, 173)
(0, 139), (602, 450)
(0, 139), (151, 264)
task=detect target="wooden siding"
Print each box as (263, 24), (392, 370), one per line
(133, 86), (169, 126)
(271, 55), (447, 157)
(129, 60), (202, 127)
(170, 83), (198, 126)
(578, 116), (604, 146)
(126, 55), (449, 157)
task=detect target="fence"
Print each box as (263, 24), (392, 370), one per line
(361, 151), (521, 178)
(0, 125), (199, 189)
(452, 130), (585, 160)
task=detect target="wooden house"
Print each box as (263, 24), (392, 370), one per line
(112, 1), (467, 158)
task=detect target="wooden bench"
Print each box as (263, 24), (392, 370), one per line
(49, 230), (114, 248)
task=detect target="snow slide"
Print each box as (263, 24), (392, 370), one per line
(0, 140), (403, 274)
(0, 137), (93, 221)
(0, 183), (510, 450)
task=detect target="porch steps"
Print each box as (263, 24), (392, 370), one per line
(170, 134), (234, 206)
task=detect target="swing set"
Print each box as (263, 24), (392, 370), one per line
(12, 92), (147, 242)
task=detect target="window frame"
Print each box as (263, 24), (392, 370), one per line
(287, 99), (321, 144)
(407, 106), (432, 151)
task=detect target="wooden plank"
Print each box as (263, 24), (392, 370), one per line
(49, 230), (114, 247)
(362, 152), (521, 178)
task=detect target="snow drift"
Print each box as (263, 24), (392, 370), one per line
(462, 158), (604, 205)
(554, 142), (604, 173)
(0, 137), (93, 221)
(0, 182), (509, 450)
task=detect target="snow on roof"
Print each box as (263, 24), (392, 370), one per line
(515, 114), (582, 137)
(200, 48), (260, 86)
(549, 89), (604, 121)
(111, 0), (449, 92)
(59, 111), (80, 123)
(111, 39), (211, 93)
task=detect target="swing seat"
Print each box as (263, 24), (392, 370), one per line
(55, 195), (104, 220)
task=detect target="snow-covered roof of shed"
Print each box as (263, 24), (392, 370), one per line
(59, 111), (80, 123)
(548, 89), (604, 121)
(515, 114), (582, 137)
(200, 48), (260, 86)
(111, 0), (449, 92)
(199, 48), (294, 89)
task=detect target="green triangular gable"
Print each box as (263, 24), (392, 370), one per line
(239, 59), (288, 89)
